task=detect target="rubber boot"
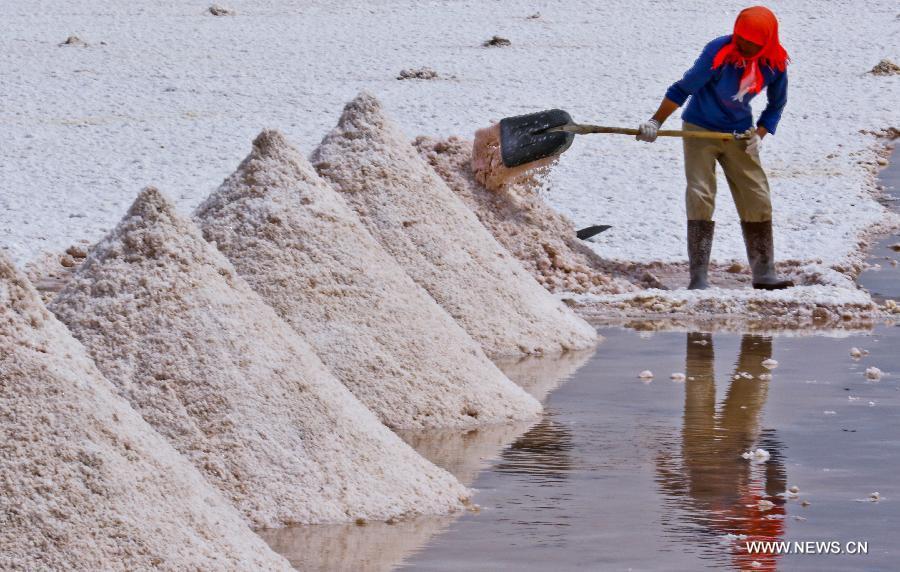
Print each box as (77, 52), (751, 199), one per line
(740, 220), (794, 290)
(687, 220), (715, 290)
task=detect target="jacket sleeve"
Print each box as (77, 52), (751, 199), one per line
(757, 71), (787, 135)
(665, 42), (718, 106)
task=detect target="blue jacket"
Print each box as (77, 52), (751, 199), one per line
(665, 35), (788, 134)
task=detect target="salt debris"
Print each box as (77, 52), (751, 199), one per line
(312, 92), (597, 358)
(195, 130), (541, 429)
(414, 135), (637, 295)
(758, 373), (772, 381)
(865, 366), (883, 380)
(742, 448), (771, 463)
(0, 252), (290, 570)
(757, 499), (775, 511)
(51, 187), (470, 528)
(638, 370), (654, 379)
(670, 372), (686, 382)
(850, 347), (863, 358)
(761, 358), (779, 369)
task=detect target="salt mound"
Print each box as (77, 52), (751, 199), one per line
(195, 130), (541, 429)
(0, 252), (288, 570)
(49, 187), (470, 528)
(312, 92), (598, 358)
(415, 135), (638, 295)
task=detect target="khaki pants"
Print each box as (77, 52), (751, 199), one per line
(682, 121), (772, 222)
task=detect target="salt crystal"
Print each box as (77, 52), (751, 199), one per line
(758, 373), (772, 381)
(761, 358), (779, 369)
(757, 499), (775, 511)
(850, 347), (863, 358)
(742, 448), (771, 463)
(849, 395), (860, 401)
(789, 485), (800, 494)
(824, 410), (837, 415)
(870, 492), (881, 501)
(639, 370), (654, 379)
(865, 366), (883, 380)
(670, 372), (686, 382)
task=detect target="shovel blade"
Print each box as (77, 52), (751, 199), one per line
(499, 109), (575, 168)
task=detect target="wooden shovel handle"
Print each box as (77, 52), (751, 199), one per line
(552, 124), (748, 140)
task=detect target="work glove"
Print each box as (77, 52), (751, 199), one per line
(745, 130), (762, 157)
(636, 119), (660, 142)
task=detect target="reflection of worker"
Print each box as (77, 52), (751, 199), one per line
(656, 333), (786, 571)
(636, 6), (794, 291)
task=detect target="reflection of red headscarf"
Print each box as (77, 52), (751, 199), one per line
(713, 6), (790, 100)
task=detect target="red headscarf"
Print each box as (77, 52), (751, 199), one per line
(712, 6), (789, 99)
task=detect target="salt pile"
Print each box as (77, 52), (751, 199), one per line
(0, 252), (289, 570)
(49, 187), (470, 528)
(312, 92), (598, 358)
(195, 130), (541, 429)
(414, 135), (637, 295)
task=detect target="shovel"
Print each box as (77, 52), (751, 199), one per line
(499, 109), (749, 168)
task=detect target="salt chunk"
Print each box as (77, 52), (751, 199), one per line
(758, 373), (772, 381)
(789, 485), (800, 494)
(870, 492), (881, 502)
(865, 366), (883, 380)
(824, 410), (837, 415)
(850, 347), (863, 358)
(761, 359), (778, 369)
(757, 499), (775, 511)
(742, 448), (770, 463)
(670, 372), (686, 382)
(638, 370), (654, 379)
(848, 395), (860, 401)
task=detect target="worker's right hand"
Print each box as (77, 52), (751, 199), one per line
(636, 119), (661, 142)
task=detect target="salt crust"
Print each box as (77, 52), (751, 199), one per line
(312, 92), (598, 358)
(195, 130), (541, 429)
(50, 187), (469, 528)
(0, 252), (289, 571)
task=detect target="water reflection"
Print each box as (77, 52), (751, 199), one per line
(656, 333), (787, 570)
(494, 415), (575, 483)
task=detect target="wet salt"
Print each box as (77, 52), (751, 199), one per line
(639, 370), (654, 379)
(670, 372), (686, 382)
(761, 358), (779, 369)
(742, 448), (771, 463)
(865, 366), (883, 380)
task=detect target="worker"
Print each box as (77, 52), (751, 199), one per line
(637, 6), (794, 290)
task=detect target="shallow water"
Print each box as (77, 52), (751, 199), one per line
(399, 325), (899, 571)
(262, 325), (899, 571)
(858, 143), (900, 302)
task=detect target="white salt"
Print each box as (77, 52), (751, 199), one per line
(670, 372), (686, 382)
(311, 92), (598, 358)
(638, 370), (654, 379)
(195, 130), (541, 430)
(758, 373), (773, 381)
(414, 135), (637, 296)
(761, 358), (779, 369)
(850, 347), (863, 358)
(50, 187), (469, 528)
(865, 366), (883, 380)
(742, 448), (771, 463)
(0, 252), (290, 570)
(757, 499), (775, 511)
